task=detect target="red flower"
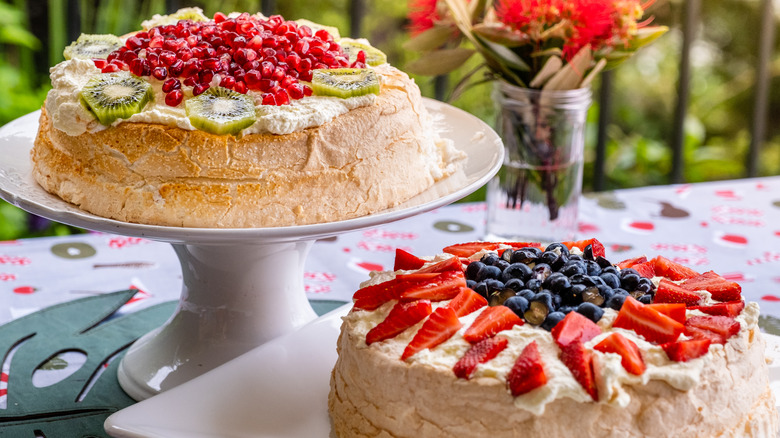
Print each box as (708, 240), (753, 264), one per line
(495, 0), (563, 37)
(561, 0), (614, 60)
(408, 0), (441, 35)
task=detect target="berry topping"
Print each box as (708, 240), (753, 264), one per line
(562, 238), (606, 258)
(654, 279), (705, 307)
(447, 287), (488, 317)
(661, 339), (712, 362)
(651, 256), (699, 281)
(645, 302), (687, 324)
(613, 296), (685, 344)
(366, 300), (432, 345)
(401, 307), (462, 361)
(684, 315), (740, 345)
(688, 300), (745, 317)
(453, 336), (509, 379)
(560, 340), (599, 401)
(442, 241), (543, 258)
(398, 270), (467, 301)
(593, 332), (646, 375)
(100, 13), (348, 106)
(393, 248), (426, 271)
(616, 256), (648, 269)
(416, 256), (463, 274)
(679, 271), (742, 302)
(551, 311), (602, 348)
(463, 306), (524, 344)
(507, 341), (548, 396)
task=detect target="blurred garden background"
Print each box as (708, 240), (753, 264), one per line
(0, 0), (778, 240)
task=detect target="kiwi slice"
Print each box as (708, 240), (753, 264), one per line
(185, 86), (256, 135)
(79, 72), (153, 125)
(338, 38), (387, 66)
(295, 19), (341, 40)
(63, 34), (123, 60)
(311, 68), (381, 99)
(141, 7), (208, 29)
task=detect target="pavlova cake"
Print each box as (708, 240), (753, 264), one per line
(32, 8), (463, 227)
(329, 239), (778, 437)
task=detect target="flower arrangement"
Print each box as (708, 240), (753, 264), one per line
(404, 0), (667, 92)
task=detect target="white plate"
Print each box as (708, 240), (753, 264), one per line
(105, 313), (780, 438)
(0, 99), (503, 245)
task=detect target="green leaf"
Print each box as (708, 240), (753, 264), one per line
(472, 23), (526, 47)
(0, 290), (176, 438)
(406, 48), (476, 76)
(403, 26), (455, 52)
(0, 25), (41, 49)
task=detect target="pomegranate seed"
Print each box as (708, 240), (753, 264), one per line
(298, 26), (313, 38)
(243, 60), (260, 71)
(147, 53), (160, 67)
(234, 80), (248, 94)
(186, 35), (199, 47)
(262, 37), (279, 49)
(247, 35), (263, 50)
(220, 76), (236, 89)
(321, 52), (336, 66)
(243, 48), (258, 62)
(136, 31), (149, 40)
(183, 75), (198, 86)
(193, 83), (209, 96)
(356, 50), (366, 64)
(130, 58), (146, 76)
(244, 70), (262, 88)
(162, 78), (181, 92)
(181, 59), (201, 77)
(214, 12), (227, 23)
(299, 70), (312, 82)
(287, 83), (304, 99)
(192, 47), (206, 58)
(232, 68), (246, 80)
(287, 69), (299, 79)
(232, 36), (247, 49)
(199, 70), (214, 84)
(93, 58), (107, 69)
(178, 49), (193, 61)
(274, 88), (290, 105)
(126, 36), (144, 50)
(101, 64), (120, 73)
(159, 51), (176, 66)
(260, 61), (274, 77)
(107, 52), (119, 62)
(299, 58), (312, 71)
(286, 53), (301, 71)
(149, 36), (164, 48)
(328, 41), (340, 51)
(303, 84), (312, 96)
(351, 61), (366, 69)
(284, 32), (299, 44)
(314, 29), (333, 42)
(271, 66), (285, 81)
(219, 21), (235, 32)
(203, 58), (221, 70)
(169, 59), (184, 75)
(165, 89), (183, 106)
(152, 67), (168, 80)
(294, 39), (309, 55)
(205, 48), (217, 58)
(120, 50), (138, 63)
(262, 47), (276, 58)
(261, 93), (276, 105)
(313, 62), (328, 70)
(259, 79), (276, 92)
(280, 76), (295, 89)
(238, 21), (255, 35)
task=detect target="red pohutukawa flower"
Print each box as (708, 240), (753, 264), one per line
(408, 0), (442, 35)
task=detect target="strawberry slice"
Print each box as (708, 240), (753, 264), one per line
(651, 256), (699, 281)
(366, 300), (432, 345)
(560, 341), (598, 401)
(394, 248), (426, 271)
(685, 315), (740, 344)
(613, 296), (685, 344)
(562, 238), (605, 258)
(401, 307), (462, 361)
(352, 277), (404, 311)
(463, 306), (524, 344)
(661, 339), (712, 362)
(550, 311), (602, 349)
(654, 279), (704, 306)
(446, 287), (487, 317)
(416, 256), (464, 274)
(506, 341), (547, 396)
(442, 241), (543, 258)
(646, 303), (686, 324)
(680, 271), (742, 302)
(453, 336), (509, 379)
(631, 261), (656, 278)
(616, 256), (648, 269)
(689, 300), (745, 317)
(399, 270), (466, 301)
(593, 333), (645, 375)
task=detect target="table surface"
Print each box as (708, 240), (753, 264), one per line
(2, 176), (780, 414)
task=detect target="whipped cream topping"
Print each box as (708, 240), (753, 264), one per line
(345, 253), (763, 416)
(45, 58), (382, 137)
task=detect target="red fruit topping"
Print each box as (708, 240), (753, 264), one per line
(401, 307), (462, 361)
(92, 58), (107, 69)
(689, 300), (745, 317)
(560, 341), (598, 401)
(654, 279), (704, 306)
(661, 339), (712, 362)
(101, 63), (120, 73)
(398, 270), (467, 302)
(442, 241), (543, 258)
(613, 296), (685, 344)
(162, 77), (182, 92)
(651, 256), (699, 281)
(260, 93), (276, 105)
(616, 256), (648, 270)
(550, 311), (602, 348)
(593, 332), (645, 375)
(393, 248), (426, 271)
(506, 341), (547, 396)
(446, 287), (487, 317)
(453, 336), (509, 379)
(645, 303), (686, 324)
(561, 238), (605, 258)
(685, 315), (740, 344)
(463, 306), (523, 344)
(151, 66), (168, 80)
(679, 271), (742, 302)
(220, 75), (236, 89)
(165, 90), (183, 106)
(353, 278), (404, 311)
(192, 83), (209, 96)
(366, 300), (432, 345)
(416, 256), (463, 274)
(630, 261), (656, 278)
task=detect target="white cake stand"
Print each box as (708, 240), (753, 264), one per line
(0, 99), (503, 401)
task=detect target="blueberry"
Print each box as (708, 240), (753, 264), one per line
(525, 292), (554, 325)
(541, 311), (566, 331)
(599, 286), (615, 304)
(596, 256), (612, 269)
(612, 287), (629, 297)
(601, 265), (619, 276)
(466, 279), (477, 289)
(495, 259), (510, 272)
(618, 268), (640, 279)
(581, 285), (604, 306)
(532, 263), (552, 281)
(544, 273), (571, 294)
(517, 289), (535, 301)
(620, 273), (641, 291)
(538, 251), (559, 267)
(475, 265), (502, 282)
(489, 288), (517, 306)
(600, 272), (620, 289)
(501, 249), (515, 263)
(484, 278), (505, 293)
(576, 302), (604, 323)
(551, 254), (567, 271)
(551, 292), (562, 309)
(569, 273), (587, 285)
(504, 295), (530, 317)
(583, 244), (594, 260)
(588, 275), (607, 287)
(526, 278), (542, 292)
(605, 293), (627, 310)
(638, 293), (654, 305)
(636, 278), (655, 294)
(523, 246), (543, 257)
(481, 253), (500, 266)
(465, 261), (486, 281)
(504, 278), (525, 292)
(561, 261), (586, 277)
(502, 263), (533, 283)
(585, 260), (602, 276)
(510, 249), (537, 265)
(568, 254), (584, 262)
(545, 243), (570, 256)
(558, 305), (575, 314)
(561, 283), (586, 306)
(473, 281), (489, 298)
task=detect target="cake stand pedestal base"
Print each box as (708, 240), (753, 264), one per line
(117, 240), (317, 401)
